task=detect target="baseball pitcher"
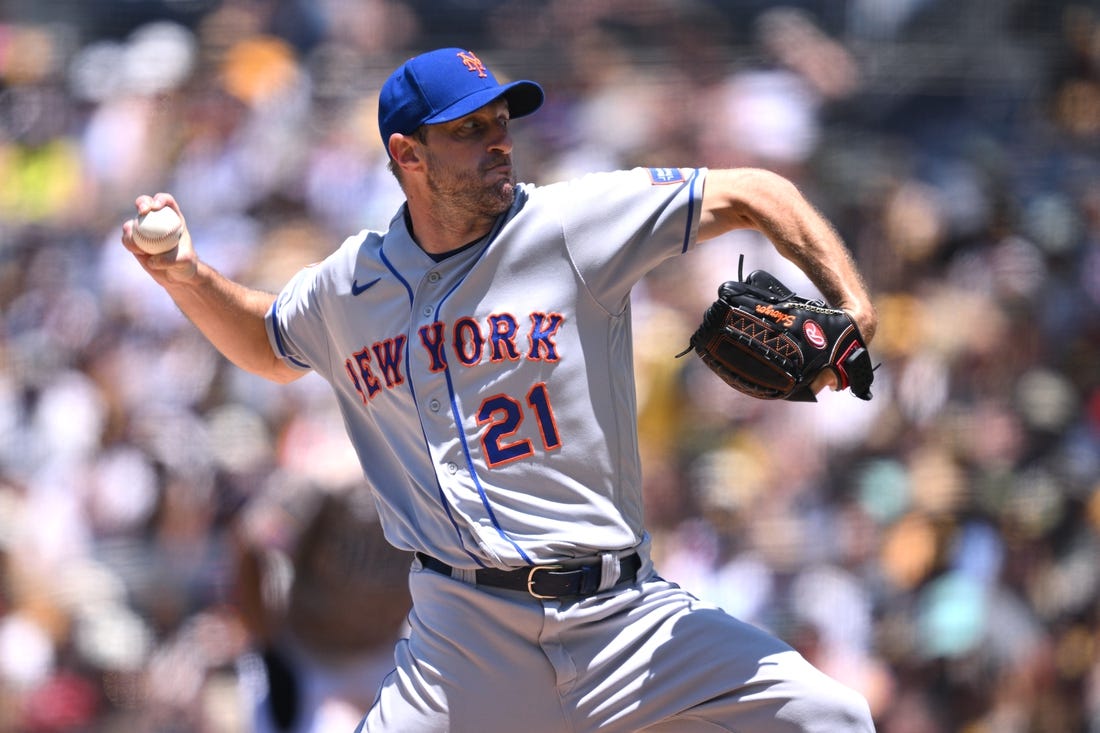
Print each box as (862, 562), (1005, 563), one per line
(122, 47), (878, 733)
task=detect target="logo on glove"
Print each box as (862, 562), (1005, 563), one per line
(803, 320), (827, 349)
(754, 304), (795, 328)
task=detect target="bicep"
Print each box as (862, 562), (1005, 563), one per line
(697, 168), (804, 243)
(264, 354), (307, 384)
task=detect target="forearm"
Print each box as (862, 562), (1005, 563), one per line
(165, 261), (301, 383)
(700, 168), (877, 341)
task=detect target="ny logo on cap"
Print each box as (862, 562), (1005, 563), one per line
(457, 50), (488, 78)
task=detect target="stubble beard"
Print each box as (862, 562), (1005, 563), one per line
(425, 151), (516, 220)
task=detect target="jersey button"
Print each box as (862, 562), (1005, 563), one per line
(428, 271), (441, 283)
(422, 305), (433, 317)
(429, 398), (441, 412)
(446, 462), (458, 474)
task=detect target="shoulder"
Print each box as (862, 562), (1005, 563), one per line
(521, 167), (706, 196)
(516, 168), (706, 215)
(282, 228), (386, 296)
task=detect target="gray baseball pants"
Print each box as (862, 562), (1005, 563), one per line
(356, 553), (875, 732)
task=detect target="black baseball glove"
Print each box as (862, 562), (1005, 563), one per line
(677, 257), (875, 402)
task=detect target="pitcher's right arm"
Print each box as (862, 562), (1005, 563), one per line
(121, 193), (302, 384)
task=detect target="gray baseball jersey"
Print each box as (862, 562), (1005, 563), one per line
(265, 165), (876, 733)
(266, 166), (702, 569)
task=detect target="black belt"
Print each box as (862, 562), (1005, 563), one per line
(416, 552), (642, 600)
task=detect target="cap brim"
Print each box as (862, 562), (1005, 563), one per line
(422, 80), (544, 127)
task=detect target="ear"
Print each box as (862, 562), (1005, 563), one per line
(388, 133), (424, 173)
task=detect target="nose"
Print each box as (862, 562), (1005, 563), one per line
(488, 120), (512, 154)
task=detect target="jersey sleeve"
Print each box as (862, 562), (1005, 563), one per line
(266, 231), (371, 380)
(556, 166), (706, 311)
(266, 263), (329, 375)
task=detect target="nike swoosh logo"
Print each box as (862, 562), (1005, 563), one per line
(351, 277), (381, 296)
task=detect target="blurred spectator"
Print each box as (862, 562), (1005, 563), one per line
(233, 478), (411, 733)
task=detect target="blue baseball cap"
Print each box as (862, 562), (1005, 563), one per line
(378, 48), (544, 154)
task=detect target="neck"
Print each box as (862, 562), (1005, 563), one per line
(404, 195), (498, 257)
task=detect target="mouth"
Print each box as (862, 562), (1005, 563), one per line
(485, 157), (512, 176)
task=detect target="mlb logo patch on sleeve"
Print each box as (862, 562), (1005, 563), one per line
(647, 167), (684, 185)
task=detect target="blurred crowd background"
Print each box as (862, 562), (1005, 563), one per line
(1, 0), (1098, 731)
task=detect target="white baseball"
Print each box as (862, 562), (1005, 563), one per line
(133, 207), (183, 254)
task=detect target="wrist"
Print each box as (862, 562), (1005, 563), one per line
(846, 303), (877, 343)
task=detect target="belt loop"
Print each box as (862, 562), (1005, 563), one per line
(453, 567), (477, 585)
(597, 552), (621, 592)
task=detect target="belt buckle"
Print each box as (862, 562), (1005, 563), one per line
(526, 565), (564, 599)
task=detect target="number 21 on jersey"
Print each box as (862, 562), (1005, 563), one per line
(477, 382), (561, 467)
